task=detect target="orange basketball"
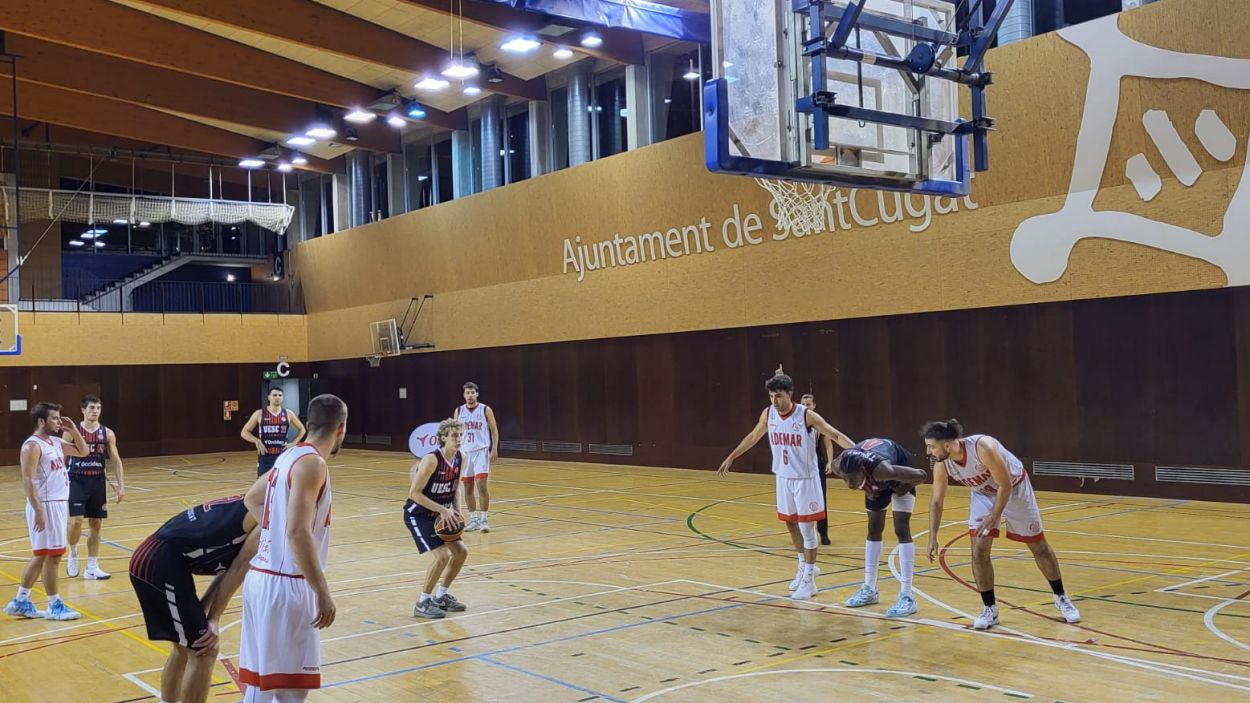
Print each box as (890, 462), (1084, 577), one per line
(434, 515), (464, 542)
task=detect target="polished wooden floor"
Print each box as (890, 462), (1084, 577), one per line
(1, 450), (1248, 702)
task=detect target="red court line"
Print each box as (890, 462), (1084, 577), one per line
(937, 532), (1250, 667)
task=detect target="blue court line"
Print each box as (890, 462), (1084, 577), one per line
(104, 539), (134, 553)
(480, 655), (629, 703)
(324, 578), (888, 692)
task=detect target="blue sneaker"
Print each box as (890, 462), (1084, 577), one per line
(4, 598), (44, 619)
(845, 585), (879, 607)
(886, 593), (918, 618)
(45, 600), (80, 621)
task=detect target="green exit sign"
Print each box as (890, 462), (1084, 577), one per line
(263, 370), (280, 380)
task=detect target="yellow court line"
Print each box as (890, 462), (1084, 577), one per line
(0, 567), (232, 688)
(0, 566), (169, 657)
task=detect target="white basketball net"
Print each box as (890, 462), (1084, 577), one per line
(755, 178), (834, 238)
(1, 186), (294, 234)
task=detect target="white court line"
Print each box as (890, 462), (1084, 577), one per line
(1162, 569), (1248, 592)
(629, 668), (1034, 702)
(1048, 530), (1250, 551)
(122, 672), (161, 697)
(121, 578), (681, 696)
(0, 611), (141, 645)
(1204, 599), (1250, 654)
(679, 577), (1250, 695)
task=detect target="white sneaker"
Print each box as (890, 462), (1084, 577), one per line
(973, 605), (999, 630)
(789, 565), (819, 591)
(479, 518), (490, 533)
(83, 565), (111, 580)
(463, 516), (482, 533)
(791, 577), (817, 600)
(66, 552), (79, 578)
(1054, 594), (1081, 623)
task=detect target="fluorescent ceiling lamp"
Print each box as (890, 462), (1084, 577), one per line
(581, 32), (603, 48)
(139, 221), (151, 228)
(553, 47), (574, 59)
(345, 109), (377, 124)
(387, 114), (407, 128)
(285, 135), (316, 147)
(683, 59), (700, 80)
(407, 104), (427, 119)
(305, 125), (336, 139)
(94, 241), (106, 247)
(239, 158), (265, 168)
(112, 218), (129, 225)
(440, 63), (478, 80)
(417, 175), (429, 181)
(501, 37), (540, 53)
(277, 162), (293, 173)
(69, 239), (85, 246)
(226, 274), (237, 282)
(291, 154), (308, 165)
(415, 76), (450, 90)
(463, 85), (482, 96)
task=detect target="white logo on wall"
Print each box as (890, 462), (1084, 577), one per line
(1010, 15), (1250, 285)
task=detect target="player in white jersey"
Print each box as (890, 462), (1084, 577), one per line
(4, 402), (89, 621)
(922, 419), (1080, 630)
(239, 394), (347, 702)
(719, 373), (854, 600)
(455, 382), (499, 533)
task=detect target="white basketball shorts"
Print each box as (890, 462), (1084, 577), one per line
(239, 569), (322, 692)
(461, 448), (491, 482)
(775, 475), (826, 523)
(968, 477), (1045, 542)
(27, 500), (68, 556)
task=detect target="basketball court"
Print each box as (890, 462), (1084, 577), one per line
(3, 0), (1249, 701)
(0, 451), (1246, 702)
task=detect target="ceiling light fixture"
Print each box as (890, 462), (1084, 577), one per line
(441, 62), (478, 80)
(553, 47), (574, 60)
(139, 221), (151, 228)
(463, 85), (482, 96)
(501, 37), (540, 53)
(226, 274), (237, 282)
(415, 76), (450, 91)
(387, 114), (407, 128)
(406, 103), (427, 119)
(94, 241), (106, 248)
(112, 218), (129, 225)
(581, 32), (603, 48)
(239, 158), (265, 168)
(305, 123), (336, 139)
(285, 135), (316, 147)
(291, 153), (308, 165)
(345, 109), (377, 124)
(69, 240), (85, 247)
(277, 162), (293, 173)
(682, 59), (700, 81)
(344, 127), (360, 142)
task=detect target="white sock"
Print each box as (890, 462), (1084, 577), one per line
(481, 511), (489, 521)
(47, 593), (62, 606)
(69, 546), (78, 558)
(472, 511), (481, 521)
(419, 592), (432, 603)
(435, 585), (448, 598)
(796, 553), (804, 570)
(804, 562), (817, 580)
(16, 586), (31, 600)
(865, 540), (884, 589)
(88, 557), (99, 570)
(898, 542), (915, 596)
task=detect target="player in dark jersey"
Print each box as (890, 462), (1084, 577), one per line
(129, 496), (260, 703)
(799, 393), (835, 545)
(835, 438), (928, 617)
(240, 386), (306, 477)
(66, 395), (125, 580)
(404, 418), (469, 619)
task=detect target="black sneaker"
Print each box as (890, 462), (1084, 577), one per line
(433, 593), (466, 612)
(413, 599), (446, 619)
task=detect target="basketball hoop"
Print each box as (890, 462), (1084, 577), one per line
(366, 353), (383, 368)
(754, 178), (833, 238)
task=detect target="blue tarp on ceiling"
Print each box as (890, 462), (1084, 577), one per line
(489, 0), (711, 44)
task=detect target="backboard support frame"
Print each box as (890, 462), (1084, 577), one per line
(705, 0), (1015, 195)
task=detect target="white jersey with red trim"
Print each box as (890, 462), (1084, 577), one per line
(25, 435), (69, 502)
(457, 403), (491, 452)
(251, 444), (332, 576)
(767, 404), (819, 479)
(941, 434), (1026, 495)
